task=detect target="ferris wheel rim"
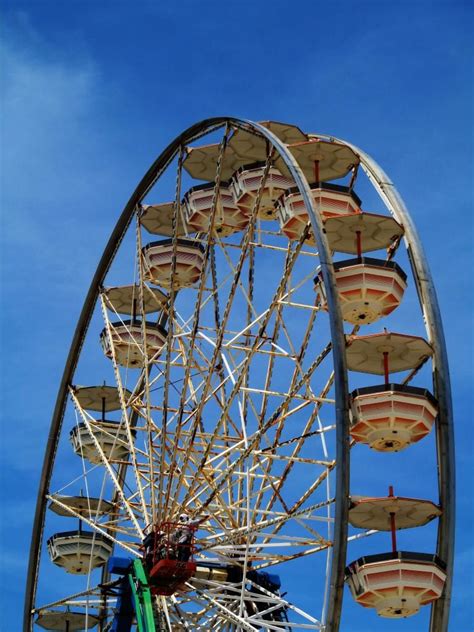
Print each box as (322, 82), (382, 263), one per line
(23, 118), (453, 632)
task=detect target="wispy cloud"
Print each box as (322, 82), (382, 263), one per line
(1, 21), (105, 283)
(0, 22), (107, 478)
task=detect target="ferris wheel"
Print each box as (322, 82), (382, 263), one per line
(24, 118), (454, 632)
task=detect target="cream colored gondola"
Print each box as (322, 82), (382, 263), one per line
(48, 494), (114, 518)
(316, 257), (407, 325)
(100, 286), (167, 368)
(47, 530), (113, 574)
(69, 385), (135, 464)
(70, 420), (134, 464)
(142, 238), (205, 289)
(183, 182), (250, 236)
(346, 332), (437, 451)
(231, 161), (293, 219)
(35, 610), (99, 630)
(346, 492), (445, 618)
(277, 183), (361, 245)
(100, 320), (167, 368)
(348, 494), (441, 531)
(345, 552), (446, 618)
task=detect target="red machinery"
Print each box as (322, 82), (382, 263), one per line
(143, 521), (197, 596)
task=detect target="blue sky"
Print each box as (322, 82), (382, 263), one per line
(1, 1), (472, 630)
